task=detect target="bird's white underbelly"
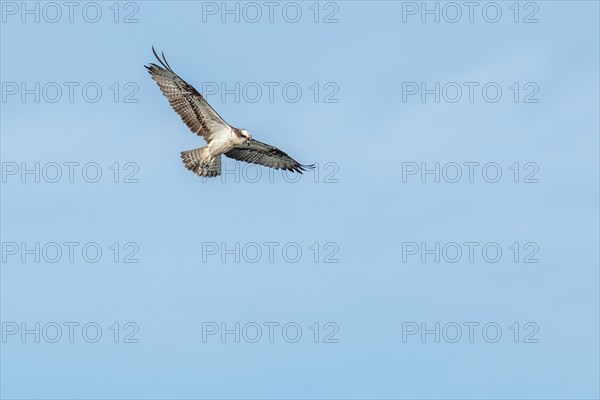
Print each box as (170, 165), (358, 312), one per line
(207, 128), (237, 155)
(208, 140), (234, 155)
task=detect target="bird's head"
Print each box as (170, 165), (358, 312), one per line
(238, 128), (252, 144)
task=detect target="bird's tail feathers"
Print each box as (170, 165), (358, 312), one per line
(181, 148), (221, 178)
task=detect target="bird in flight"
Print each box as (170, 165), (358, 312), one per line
(146, 48), (314, 178)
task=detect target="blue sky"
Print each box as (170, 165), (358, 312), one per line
(1, 1), (599, 399)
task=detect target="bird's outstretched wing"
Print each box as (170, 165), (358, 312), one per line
(145, 47), (229, 142)
(225, 139), (314, 173)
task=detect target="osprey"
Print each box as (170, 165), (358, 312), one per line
(146, 48), (314, 178)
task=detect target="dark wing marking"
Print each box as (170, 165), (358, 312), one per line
(145, 47), (229, 141)
(225, 139), (314, 173)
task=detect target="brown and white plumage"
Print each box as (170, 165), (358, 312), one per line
(146, 48), (313, 178)
(225, 140), (311, 174)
